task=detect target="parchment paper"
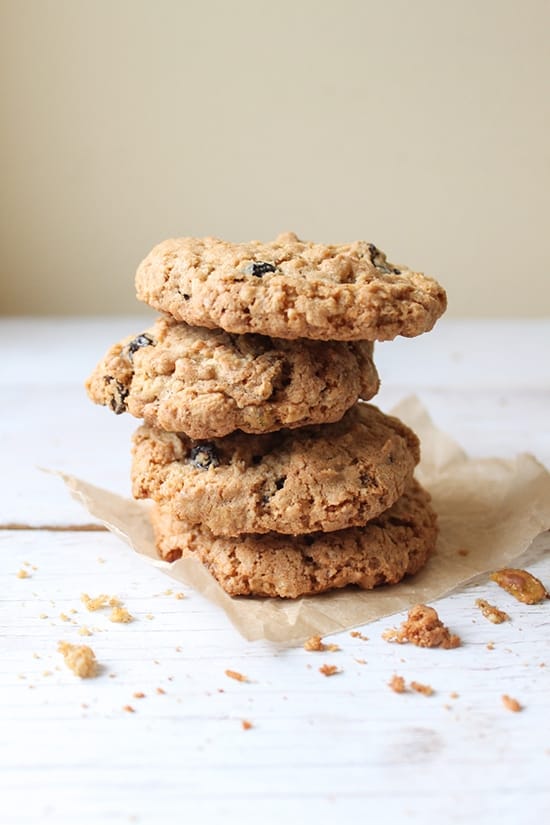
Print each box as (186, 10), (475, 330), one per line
(60, 397), (550, 643)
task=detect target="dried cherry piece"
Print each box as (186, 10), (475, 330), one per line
(248, 261), (277, 277)
(188, 443), (220, 470)
(127, 333), (155, 360)
(104, 376), (129, 414)
(367, 243), (400, 275)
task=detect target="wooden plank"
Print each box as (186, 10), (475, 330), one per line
(2, 529), (549, 825)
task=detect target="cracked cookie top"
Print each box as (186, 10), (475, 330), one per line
(131, 403), (420, 536)
(152, 478), (437, 599)
(85, 317), (379, 438)
(135, 232), (447, 341)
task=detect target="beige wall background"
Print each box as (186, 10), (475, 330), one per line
(1, 0), (549, 317)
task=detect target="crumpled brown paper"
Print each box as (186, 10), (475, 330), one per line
(60, 397), (550, 643)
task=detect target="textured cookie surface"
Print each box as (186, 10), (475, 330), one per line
(151, 479), (437, 598)
(135, 232), (446, 341)
(132, 403), (420, 536)
(85, 317), (379, 438)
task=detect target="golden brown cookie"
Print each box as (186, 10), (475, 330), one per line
(135, 232), (446, 341)
(85, 317), (379, 438)
(151, 479), (437, 598)
(131, 403), (420, 536)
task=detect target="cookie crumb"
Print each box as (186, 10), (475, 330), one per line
(355, 658), (367, 665)
(389, 674), (406, 693)
(383, 604), (461, 649)
(109, 606), (133, 624)
(486, 642), (495, 650)
(475, 598), (509, 624)
(145, 613), (154, 620)
(304, 635), (340, 652)
(156, 687), (166, 695)
(133, 692), (146, 699)
(410, 680), (434, 697)
(241, 719), (253, 730)
(502, 694), (522, 712)
(59, 612), (70, 622)
(319, 664), (340, 677)
(81, 593), (109, 611)
(16, 569), (30, 579)
(58, 641), (97, 678)
(39, 613), (48, 619)
(123, 705), (135, 713)
(491, 568), (548, 604)
(450, 691), (459, 699)
(175, 592), (185, 600)
(350, 631), (369, 641)
(78, 626), (92, 636)
(163, 589), (173, 596)
(225, 669), (248, 682)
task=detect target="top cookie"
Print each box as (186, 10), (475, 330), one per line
(135, 232), (446, 341)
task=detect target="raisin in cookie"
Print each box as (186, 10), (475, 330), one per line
(85, 317), (379, 438)
(151, 479), (437, 598)
(132, 403), (420, 536)
(135, 232), (446, 341)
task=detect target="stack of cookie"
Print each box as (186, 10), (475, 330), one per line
(86, 233), (446, 599)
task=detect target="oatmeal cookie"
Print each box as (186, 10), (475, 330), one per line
(132, 403), (420, 536)
(151, 479), (437, 598)
(135, 232), (446, 341)
(85, 317), (379, 438)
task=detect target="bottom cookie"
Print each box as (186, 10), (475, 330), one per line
(151, 479), (437, 599)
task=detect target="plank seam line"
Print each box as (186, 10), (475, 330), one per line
(0, 523), (107, 532)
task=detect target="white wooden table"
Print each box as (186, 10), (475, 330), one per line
(2, 318), (549, 825)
